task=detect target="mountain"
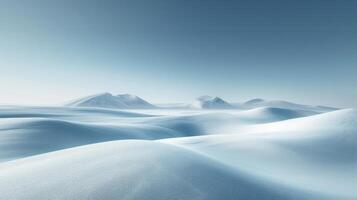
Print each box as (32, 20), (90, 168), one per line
(65, 93), (155, 109)
(240, 98), (337, 112)
(116, 94), (156, 109)
(66, 93), (128, 109)
(190, 96), (234, 109)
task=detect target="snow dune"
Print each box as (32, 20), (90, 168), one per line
(0, 140), (335, 200)
(0, 105), (325, 161)
(0, 118), (183, 161)
(0, 106), (152, 118)
(240, 98), (337, 112)
(234, 106), (318, 123)
(163, 108), (357, 199)
(0, 105), (354, 199)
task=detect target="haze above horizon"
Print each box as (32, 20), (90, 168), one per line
(0, 0), (356, 107)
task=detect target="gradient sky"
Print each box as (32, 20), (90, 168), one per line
(0, 0), (356, 107)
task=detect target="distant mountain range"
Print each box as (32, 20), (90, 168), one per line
(65, 93), (338, 111)
(65, 93), (156, 109)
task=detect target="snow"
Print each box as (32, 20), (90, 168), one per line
(116, 94), (156, 109)
(240, 98), (338, 112)
(65, 93), (337, 112)
(190, 95), (234, 109)
(65, 93), (156, 109)
(162, 108), (357, 199)
(234, 106), (318, 123)
(0, 104), (355, 199)
(0, 141), (336, 200)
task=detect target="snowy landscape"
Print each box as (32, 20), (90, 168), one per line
(1, 1), (356, 199)
(0, 93), (355, 199)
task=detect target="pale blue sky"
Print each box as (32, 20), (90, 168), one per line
(0, 0), (356, 107)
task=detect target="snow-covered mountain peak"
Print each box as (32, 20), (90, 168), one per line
(117, 93), (137, 99)
(65, 93), (155, 109)
(190, 96), (234, 109)
(116, 94), (156, 109)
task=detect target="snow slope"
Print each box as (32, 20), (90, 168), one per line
(0, 105), (321, 161)
(234, 106), (318, 123)
(0, 140), (334, 200)
(240, 98), (337, 112)
(66, 93), (128, 108)
(116, 94), (156, 109)
(162, 108), (357, 199)
(0, 118), (183, 161)
(0, 105), (355, 199)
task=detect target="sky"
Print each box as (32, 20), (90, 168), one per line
(0, 0), (356, 107)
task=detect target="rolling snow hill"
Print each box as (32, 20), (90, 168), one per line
(0, 140), (336, 200)
(0, 105), (321, 161)
(240, 98), (337, 112)
(234, 106), (318, 123)
(0, 105), (354, 199)
(162, 108), (357, 199)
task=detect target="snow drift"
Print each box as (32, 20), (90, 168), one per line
(0, 105), (323, 161)
(0, 140), (334, 200)
(0, 105), (354, 199)
(163, 108), (357, 199)
(240, 98), (337, 112)
(234, 106), (318, 123)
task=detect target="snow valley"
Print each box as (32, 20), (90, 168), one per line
(0, 93), (355, 200)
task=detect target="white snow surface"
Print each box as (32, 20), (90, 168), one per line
(0, 104), (355, 200)
(239, 98), (337, 112)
